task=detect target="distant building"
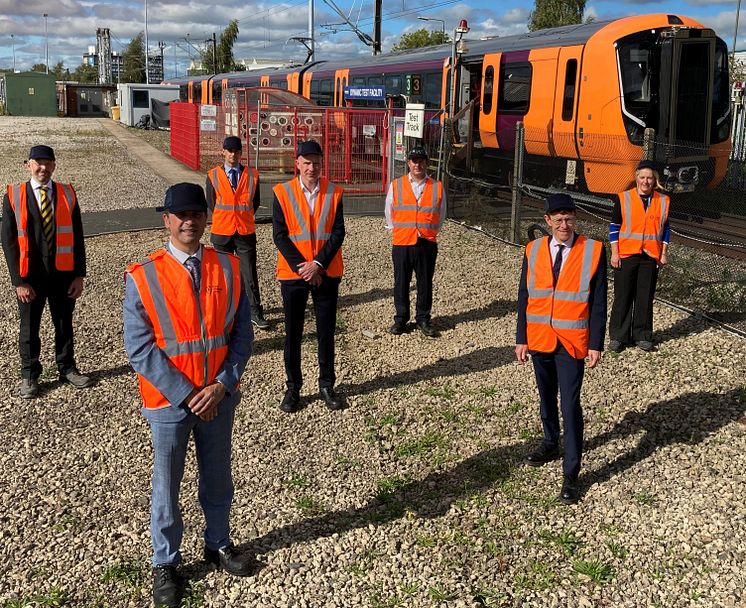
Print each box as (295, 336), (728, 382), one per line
(0, 72), (57, 116)
(82, 47), (162, 83)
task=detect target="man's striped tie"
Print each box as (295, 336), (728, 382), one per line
(39, 186), (54, 244)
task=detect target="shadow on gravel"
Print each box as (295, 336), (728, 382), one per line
(584, 386), (746, 492)
(240, 443), (524, 556)
(338, 286), (394, 308)
(652, 312), (714, 345)
(337, 345), (515, 397)
(435, 299), (516, 330)
(91, 363), (134, 380)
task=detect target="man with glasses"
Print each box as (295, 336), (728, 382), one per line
(385, 146), (446, 338)
(515, 193), (607, 504)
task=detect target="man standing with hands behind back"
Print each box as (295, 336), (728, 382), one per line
(515, 193), (607, 505)
(272, 140), (345, 414)
(123, 183), (255, 608)
(1, 145), (92, 399)
(206, 135), (270, 329)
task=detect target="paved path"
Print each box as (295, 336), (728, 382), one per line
(83, 119), (384, 236)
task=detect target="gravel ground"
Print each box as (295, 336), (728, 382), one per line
(1, 118), (745, 608)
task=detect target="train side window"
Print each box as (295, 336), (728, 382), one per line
(499, 62), (531, 114)
(368, 76), (383, 85)
(318, 79), (333, 106)
(385, 75), (402, 94)
(352, 77), (366, 85)
(561, 59), (577, 121)
(482, 66), (494, 115)
(423, 73), (441, 109)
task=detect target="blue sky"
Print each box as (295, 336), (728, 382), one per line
(0, 0), (740, 76)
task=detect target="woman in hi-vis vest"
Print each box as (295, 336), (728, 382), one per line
(608, 160), (670, 353)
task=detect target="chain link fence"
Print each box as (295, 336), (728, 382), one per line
(440, 118), (746, 335)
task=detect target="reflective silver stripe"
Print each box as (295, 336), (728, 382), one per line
(391, 221), (440, 229)
(142, 262), (179, 347)
(315, 189), (335, 240)
(551, 318), (588, 330)
(162, 334), (228, 357)
(554, 239), (596, 302)
(209, 168), (222, 206)
(57, 226), (73, 234)
(59, 183), (77, 211)
(215, 251), (237, 333)
(215, 203), (252, 211)
(394, 177), (403, 210)
(526, 238), (553, 298)
(526, 313), (551, 325)
(656, 193), (668, 237)
(56, 246), (73, 254)
(10, 184), (25, 235)
(281, 182), (312, 243)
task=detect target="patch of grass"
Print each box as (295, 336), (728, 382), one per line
(476, 386), (498, 397)
(438, 408), (460, 423)
(427, 586), (457, 601)
(605, 540), (629, 560)
(399, 581), (419, 595)
(633, 491), (657, 506)
(101, 558), (144, 587)
(572, 558), (614, 585)
(53, 514), (79, 533)
(182, 579), (206, 607)
(335, 316), (347, 332)
(18, 588), (74, 607)
(376, 474), (409, 502)
(425, 385), (457, 400)
(539, 529), (583, 556)
(378, 413), (399, 426)
(294, 496), (324, 514)
(507, 401), (525, 414)
(472, 587), (508, 606)
(349, 548), (380, 577)
(396, 430), (448, 457)
(369, 592), (403, 607)
(283, 474), (310, 489)
(4, 598), (33, 608)
(415, 534), (437, 547)
(518, 428), (537, 440)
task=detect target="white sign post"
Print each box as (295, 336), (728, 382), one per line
(403, 103), (425, 139)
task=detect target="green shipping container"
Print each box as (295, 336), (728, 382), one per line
(3, 72), (57, 116)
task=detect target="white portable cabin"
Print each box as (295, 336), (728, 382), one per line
(116, 83), (180, 127)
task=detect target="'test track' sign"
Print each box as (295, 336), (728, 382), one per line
(404, 103), (425, 138)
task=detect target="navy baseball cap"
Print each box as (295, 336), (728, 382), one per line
(636, 159), (657, 172)
(408, 146), (428, 160)
(157, 183), (208, 213)
(544, 193), (576, 214)
(28, 145), (55, 161)
(296, 140), (323, 157)
(223, 136), (242, 150)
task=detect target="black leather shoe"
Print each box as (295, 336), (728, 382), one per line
(59, 368), (94, 388)
(19, 378), (40, 399)
(204, 544), (256, 577)
(636, 340), (654, 352)
(389, 323), (406, 335)
(152, 565), (182, 608)
(525, 445), (560, 467)
(251, 313), (270, 330)
(280, 389), (300, 413)
(607, 340), (623, 353)
(559, 475), (580, 505)
(320, 387), (343, 411)
(416, 321), (438, 338)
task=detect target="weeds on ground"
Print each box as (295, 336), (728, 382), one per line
(572, 557), (614, 584)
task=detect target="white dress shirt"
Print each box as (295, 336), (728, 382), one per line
(30, 178), (54, 212)
(299, 177), (320, 214)
(549, 233), (575, 272)
(167, 241), (203, 265)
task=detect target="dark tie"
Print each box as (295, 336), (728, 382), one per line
(229, 168), (238, 190)
(185, 256), (201, 291)
(39, 186), (54, 244)
(552, 244), (564, 286)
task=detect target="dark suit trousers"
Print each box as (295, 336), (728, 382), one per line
(531, 345), (585, 478)
(211, 233), (262, 314)
(280, 277), (340, 391)
(18, 273), (77, 379)
(609, 253), (658, 344)
(392, 238), (438, 325)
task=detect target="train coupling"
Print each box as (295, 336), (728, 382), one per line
(663, 164), (699, 193)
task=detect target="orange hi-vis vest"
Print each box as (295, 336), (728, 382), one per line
(208, 165), (258, 236)
(273, 178), (344, 280)
(525, 235), (603, 359)
(125, 247), (242, 409)
(617, 188), (669, 262)
(391, 175), (444, 245)
(7, 181), (77, 276)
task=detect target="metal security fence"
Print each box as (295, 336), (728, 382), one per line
(169, 102), (200, 171)
(440, 117), (746, 335)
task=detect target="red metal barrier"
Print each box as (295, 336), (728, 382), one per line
(170, 103), (200, 171)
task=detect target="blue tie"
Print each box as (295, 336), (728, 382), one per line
(185, 256), (201, 291)
(229, 168), (238, 190)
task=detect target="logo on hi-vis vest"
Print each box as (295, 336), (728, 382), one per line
(205, 285), (224, 294)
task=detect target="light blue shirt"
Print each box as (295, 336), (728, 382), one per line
(123, 245), (253, 421)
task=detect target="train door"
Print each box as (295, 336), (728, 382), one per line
(551, 45), (583, 160)
(478, 53), (501, 148)
(201, 78), (210, 105)
(520, 48), (558, 156)
(221, 79), (229, 108)
(439, 58), (450, 117)
(303, 72), (313, 99)
(188, 81), (194, 104)
(260, 75), (270, 87)
(334, 69), (349, 107)
(287, 72), (301, 94)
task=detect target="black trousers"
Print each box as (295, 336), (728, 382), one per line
(531, 345), (585, 479)
(212, 233), (262, 315)
(17, 273), (77, 379)
(280, 277), (340, 392)
(392, 238), (438, 325)
(609, 253), (658, 344)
